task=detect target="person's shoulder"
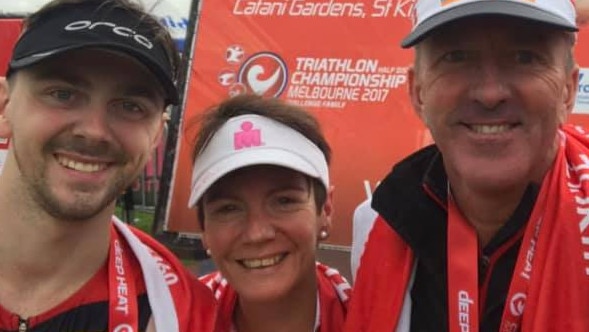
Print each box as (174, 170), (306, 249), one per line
(128, 227), (218, 330)
(391, 144), (440, 176)
(316, 262), (352, 301)
(199, 270), (223, 284)
(128, 226), (213, 286)
(198, 271), (228, 299)
(316, 262), (350, 280)
(353, 198), (372, 213)
(125, 227), (214, 298)
(353, 198), (377, 223)
(128, 227), (191, 278)
(374, 144), (442, 208)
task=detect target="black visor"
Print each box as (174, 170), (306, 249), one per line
(7, 2), (179, 105)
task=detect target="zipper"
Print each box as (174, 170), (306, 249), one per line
(18, 317), (28, 332)
(479, 254), (490, 286)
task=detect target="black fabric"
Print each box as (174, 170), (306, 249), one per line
(7, 1), (178, 105)
(0, 294), (151, 332)
(372, 145), (537, 332)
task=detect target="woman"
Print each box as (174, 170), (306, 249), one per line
(188, 94), (351, 332)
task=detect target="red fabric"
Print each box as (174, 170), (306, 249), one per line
(131, 227), (218, 331)
(446, 199), (480, 332)
(199, 272), (237, 332)
(345, 124), (589, 331)
(344, 216), (414, 332)
(200, 262), (350, 332)
(315, 263), (351, 332)
(0, 224), (217, 331)
(0, 258), (114, 329)
(519, 126), (589, 330)
(109, 226), (139, 331)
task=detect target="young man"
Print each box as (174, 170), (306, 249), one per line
(346, 0), (587, 331)
(0, 0), (216, 331)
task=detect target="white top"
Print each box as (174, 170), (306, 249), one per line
(350, 197), (378, 282)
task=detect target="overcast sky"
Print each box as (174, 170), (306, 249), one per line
(0, 0), (192, 16)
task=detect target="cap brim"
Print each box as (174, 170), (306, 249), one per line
(401, 1), (578, 48)
(9, 43), (179, 105)
(187, 148), (326, 208)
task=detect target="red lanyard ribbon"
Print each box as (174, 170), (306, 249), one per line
(447, 192), (544, 332)
(498, 214), (543, 332)
(447, 197), (479, 332)
(108, 226), (139, 332)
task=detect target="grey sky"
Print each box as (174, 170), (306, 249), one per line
(0, 0), (191, 16)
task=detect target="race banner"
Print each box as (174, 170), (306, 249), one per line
(0, 18), (23, 174)
(162, 0), (423, 247)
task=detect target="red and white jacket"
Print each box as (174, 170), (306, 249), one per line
(200, 262), (351, 332)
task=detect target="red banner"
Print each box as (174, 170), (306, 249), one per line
(0, 19), (22, 75)
(0, 18), (23, 173)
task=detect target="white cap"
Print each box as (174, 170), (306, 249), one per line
(188, 114), (329, 208)
(402, 0), (578, 48)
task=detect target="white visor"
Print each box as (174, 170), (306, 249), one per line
(188, 114), (329, 208)
(401, 0), (577, 48)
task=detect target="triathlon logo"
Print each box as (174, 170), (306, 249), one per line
(218, 45), (288, 98)
(113, 324), (134, 332)
(237, 52), (288, 97)
(509, 292), (526, 316)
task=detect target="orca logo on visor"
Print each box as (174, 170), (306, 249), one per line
(65, 20), (154, 49)
(237, 52), (288, 98)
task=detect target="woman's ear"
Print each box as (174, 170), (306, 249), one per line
(319, 185), (334, 237)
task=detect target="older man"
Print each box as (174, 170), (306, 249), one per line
(346, 1), (586, 331)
